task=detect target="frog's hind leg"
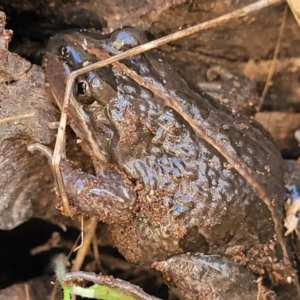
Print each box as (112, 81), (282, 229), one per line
(153, 253), (263, 300)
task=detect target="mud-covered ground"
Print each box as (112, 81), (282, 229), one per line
(1, 0), (300, 299)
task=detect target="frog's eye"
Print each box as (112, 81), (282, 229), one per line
(74, 78), (95, 105)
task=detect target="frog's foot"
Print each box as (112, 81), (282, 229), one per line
(48, 121), (59, 129)
(197, 66), (234, 93)
(206, 65), (234, 82)
(153, 253), (260, 300)
(197, 66), (260, 115)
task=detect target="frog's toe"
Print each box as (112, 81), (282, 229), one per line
(152, 253), (259, 300)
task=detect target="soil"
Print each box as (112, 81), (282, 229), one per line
(0, 0), (300, 299)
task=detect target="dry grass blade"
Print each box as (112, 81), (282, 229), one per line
(24, 283), (30, 300)
(66, 0), (284, 77)
(287, 0), (300, 27)
(0, 113), (35, 124)
(71, 218), (98, 272)
(261, 4), (288, 101)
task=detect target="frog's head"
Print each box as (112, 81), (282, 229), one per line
(45, 27), (146, 109)
(45, 30), (112, 109)
(45, 30), (121, 164)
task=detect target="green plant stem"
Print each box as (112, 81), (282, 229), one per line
(66, 284), (136, 300)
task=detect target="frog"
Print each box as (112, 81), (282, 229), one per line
(41, 27), (297, 297)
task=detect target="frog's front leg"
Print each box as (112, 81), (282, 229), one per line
(61, 160), (136, 223)
(28, 143), (136, 223)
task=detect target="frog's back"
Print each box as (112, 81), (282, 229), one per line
(106, 43), (285, 264)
